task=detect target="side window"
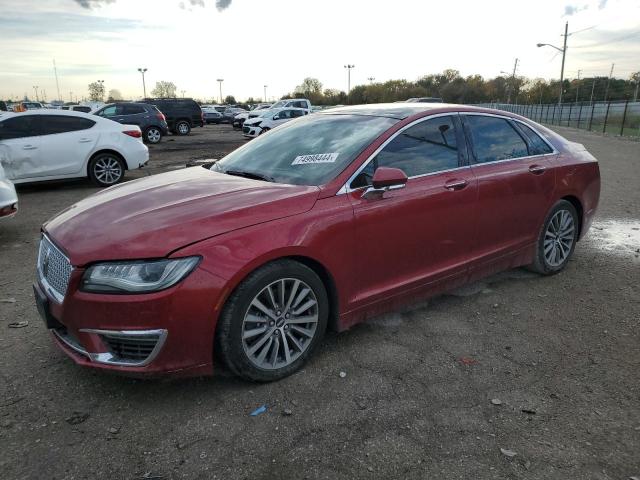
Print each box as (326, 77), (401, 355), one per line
(516, 123), (553, 155)
(122, 104), (145, 115)
(0, 116), (41, 140)
(100, 105), (117, 117)
(465, 115), (529, 163)
(350, 116), (460, 188)
(41, 116), (96, 135)
(291, 110), (304, 118)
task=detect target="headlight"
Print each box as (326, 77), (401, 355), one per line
(253, 121), (262, 127)
(81, 257), (200, 293)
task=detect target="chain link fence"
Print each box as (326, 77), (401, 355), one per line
(475, 101), (640, 138)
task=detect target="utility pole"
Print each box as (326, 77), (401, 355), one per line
(53, 59), (61, 102)
(344, 64), (355, 93)
(604, 63), (614, 101)
(70, 91), (73, 102)
(367, 77), (375, 84)
(263, 85), (268, 102)
(181, 90), (185, 98)
(559, 21), (568, 104)
(634, 72), (639, 102)
(590, 78), (596, 105)
(508, 58), (518, 104)
(216, 78), (224, 103)
(575, 69), (581, 103)
(138, 68), (148, 98)
(32, 86), (39, 102)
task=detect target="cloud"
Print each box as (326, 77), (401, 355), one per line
(598, 0), (608, 9)
(216, 0), (232, 11)
(73, 0), (115, 9)
(563, 4), (587, 16)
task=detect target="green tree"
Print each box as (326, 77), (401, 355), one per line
(224, 95), (236, 104)
(88, 81), (105, 102)
(151, 81), (177, 98)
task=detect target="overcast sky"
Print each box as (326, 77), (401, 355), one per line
(0, 0), (638, 102)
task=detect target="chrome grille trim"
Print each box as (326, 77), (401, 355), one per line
(80, 329), (168, 366)
(37, 235), (73, 303)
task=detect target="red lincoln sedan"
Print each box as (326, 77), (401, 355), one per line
(34, 104), (600, 381)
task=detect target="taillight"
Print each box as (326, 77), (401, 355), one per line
(0, 204), (17, 217)
(157, 112), (166, 122)
(123, 130), (142, 138)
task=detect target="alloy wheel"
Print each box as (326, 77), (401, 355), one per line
(543, 209), (575, 267)
(241, 278), (319, 370)
(93, 156), (123, 185)
(146, 128), (161, 143)
(177, 122), (189, 134)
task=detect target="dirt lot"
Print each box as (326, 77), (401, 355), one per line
(1, 124), (639, 480)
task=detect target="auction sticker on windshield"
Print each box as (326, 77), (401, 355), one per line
(292, 153), (339, 165)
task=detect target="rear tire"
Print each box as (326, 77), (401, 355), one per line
(144, 127), (162, 144)
(529, 200), (579, 275)
(216, 260), (328, 382)
(175, 120), (191, 135)
(88, 153), (125, 187)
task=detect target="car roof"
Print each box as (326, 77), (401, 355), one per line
(319, 103), (502, 120)
(0, 109), (96, 120)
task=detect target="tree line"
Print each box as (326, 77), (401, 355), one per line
(284, 70), (640, 105)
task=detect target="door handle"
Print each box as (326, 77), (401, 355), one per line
(79, 138), (92, 143)
(444, 179), (468, 191)
(529, 164), (546, 175)
(23, 145), (37, 150)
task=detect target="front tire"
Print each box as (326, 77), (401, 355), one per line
(144, 126), (162, 144)
(529, 200), (579, 275)
(216, 260), (328, 382)
(175, 120), (191, 135)
(258, 127), (270, 135)
(88, 153), (125, 187)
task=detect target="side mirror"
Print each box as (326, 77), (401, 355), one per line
(362, 167), (408, 199)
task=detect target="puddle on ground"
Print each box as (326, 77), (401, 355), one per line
(586, 219), (640, 259)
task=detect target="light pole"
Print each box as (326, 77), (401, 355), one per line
(138, 68), (147, 98)
(264, 85), (268, 102)
(70, 91), (73, 103)
(33, 86), (39, 102)
(604, 63), (614, 101)
(633, 72), (640, 102)
(537, 21), (569, 104)
(344, 64), (355, 94)
(367, 77), (375, 84)
(216, 79), (224, 103)
(500, 65), (518, 105)
(181, 90), (186, 98)
(575, 69), (581, 103)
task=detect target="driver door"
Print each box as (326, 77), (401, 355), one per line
(347, 114), (478, 310)
(0, 115), (43, 180)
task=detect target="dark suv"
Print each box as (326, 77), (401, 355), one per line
(94, 103), (169, 144)
(141, 98), (204, 135)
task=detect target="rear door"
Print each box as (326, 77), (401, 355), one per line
(38, 115), (99, 176)
(119, 104), (147, 127)
(0, 115), (43, 180)
(347, 114), (478, 307)
(461, 113), (557, 272)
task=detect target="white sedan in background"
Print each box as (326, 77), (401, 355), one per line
(242, 107), (308, 138)
(0, 110), (148, 187)
(0, 162), (18, 219)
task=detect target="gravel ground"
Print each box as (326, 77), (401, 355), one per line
(0, 123), (638, 480)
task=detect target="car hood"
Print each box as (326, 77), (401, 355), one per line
(44, 167), (320, 266)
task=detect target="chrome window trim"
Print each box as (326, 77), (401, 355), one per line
(461, 111), (559, 158)
(58, 328), (169, 367)
(37, 234), (72, 304)
(337, 112), (463, 195)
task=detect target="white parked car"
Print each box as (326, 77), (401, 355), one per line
(244, 99), (311, 123)
(0, 162), (18, 219)
(232, 103), (272, 128)
(242, 107), (308, 138)
(0, 110), (149, 187)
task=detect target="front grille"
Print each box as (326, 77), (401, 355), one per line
(243, 126), (250, 133)
(38, 235), (72, 301)
(100, 331), (164, 363)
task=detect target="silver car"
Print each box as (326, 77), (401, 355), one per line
(0, 162), (18, 219)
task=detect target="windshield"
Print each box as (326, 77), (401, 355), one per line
(212, 114), (398, 186)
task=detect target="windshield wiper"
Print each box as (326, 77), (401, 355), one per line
(224, 169), (274, 183)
